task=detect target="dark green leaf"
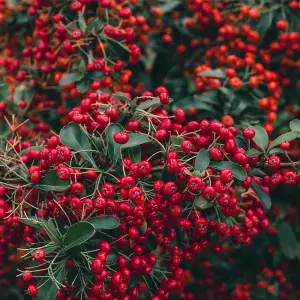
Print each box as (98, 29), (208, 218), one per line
(36, 170), (71, 192)
(290, 119), (300, 132)
(219, 87), (235, 101)
(159, 0), (182, 14)
(88, 71), (104, 80)
(137, 98), (161, 110)
(88, 216), (120, 230)
(106, 38), (130, 63)
(76, 78), (90, 94)
(246, 149), (262, 157)
(85, 17), (101, 35)
(171, 136), (184, 152)
(105, 123), (123, 165)
(268, 131), (298, 151)
(235, 136), (248, 150)
(121, 133), (151, 149)
(173, 96), (216, 113)
(91, 136), (104, 151)
(13, 86), (34, 103)
(107, 250), (118, 265)
(250, 125), (268, 151)
(277, 222), (299, 260)
(256, 12), (274, 40)
(146, 234), (157, 252)
(59, 73), (82, 86)
(128, 146), (141, 163)
(269, 148), (286, 155)
(34, 263), (66, 300)
(19, 216), (45, 229)
(210, 161), (247, 181)
(63, 222), (95, 251)
(60, 122), (95, 166)
(0, 84), (10, 99)
(195, 149), (210, 172)
(199, 70), (225, 79)
(114, 92), (131, 102)
(195, 196), (213, 209)
(248, 168), (266, 178)
(193, 91), (220, 105)
(251, 181), (271, 209)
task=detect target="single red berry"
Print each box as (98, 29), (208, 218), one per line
(188, 176), (204, 193)
(113, 132), (129, 144)
(220, 169), (234, 183)
(33, 249), (46, 261)
(27, 285), (38, 297)
(23, 270), (33, 281)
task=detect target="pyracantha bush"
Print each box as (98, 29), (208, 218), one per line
(1, 91), (300, 299)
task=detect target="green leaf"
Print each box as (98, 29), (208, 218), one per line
(91, 136), (104, 151)
(19, 216), (45, 229)
(76, 78), (90, 94)
(20, 146), (43, 157)
(171, 136), (184, 152)
(36, 170), (71, 192)
(251, 181), (271, 209)
(60, 122), (95, 166)
(121, 133), (151, 149)
(159, 0), (182, 14)
(210, 161), (247, 181)
(195, 149), (210, 172)
(269, 148), (286, 155)
(114, 92), (131, 102)
(85, 17), (101, 35)
(246, 149), (262, 157)
(173, 96), (216, 113)
(105, 123), (123, 165)
(193, 91), (220, 105)
(256, 11), (274, 40)
(106, 38), (130, 63)
(13, 86), (34, 103)
(219, 87), (235, 101)
(88, 216), (120, 230)
(248, 168), (266, 178)
(235, 136), (248, 150)
(88, 71), (104, 80)
(34, 263), (66, 300)
(194, 195), (213, 209)
(0, 84), (10, 100)
(290, 119), (300, 132)
(277, 222), (299, 260)
(107, 250), (118, 265)
(128, 146), (142, 163)
(59, 73), (82, 86)
(199, 70), (225, 79)
(250, 125), (269, 151)
(146, 234), (157, 252)
(63, 222), (95, 251)
(268, 131), (298, 151)
(137, 98), (161, 110)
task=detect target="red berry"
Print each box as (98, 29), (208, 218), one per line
(33, 249), (46, 261)
(113, 132), (129, 144)
(27, 285), (38, 297)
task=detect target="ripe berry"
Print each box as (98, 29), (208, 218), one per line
(27, 285), (38, 297)
(267, 155), (281, 169)
(113, 132), (129, 144)
(33, 249), (46, 261)
(220, 169), (234, 183)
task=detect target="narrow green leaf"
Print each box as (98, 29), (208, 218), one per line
(268, 131), (298, 151)
(128, 146), (141, 163)
(34, 263), (66, 300)
(290, 119), (300, 132)
(250, 125), (269, 151)
(76, 78), (90, 94)
(137, 98), (161, 110)
(88, 216), (120, 230)
(121, 133), (151, 149)
(210, 161), (247, 181)
(114, 92), (131, 102)
(36, 170), (71, 192)
(246, 149), (262, 157)
(106, 38), (130, 63)
(219, 87), (235, 101)
(171, 136), (184, 152)
(0, 84), (10, 100)
(256, 11), (274, 40)
(269, 148), (286, 155)
(60, 122), (95, 166)
(160, 0), (181, 13)
(19, 216), (45, 229)
(248, 168), (266, 178)
(251, 181), (271, 209)
(59, 73), (82, 86)
(195, 195), (213, 209)
(277, 222), (299, 260)
(63, 222), (95, 251)
(107, 250), (118, 265)
(199, 70), (225, 79)
(105, 123), (123, 165)
(195, 149), (210, 172)
(235, 136), (248, 150)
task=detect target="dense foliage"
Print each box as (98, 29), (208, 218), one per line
(0, 0), (300, 299)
